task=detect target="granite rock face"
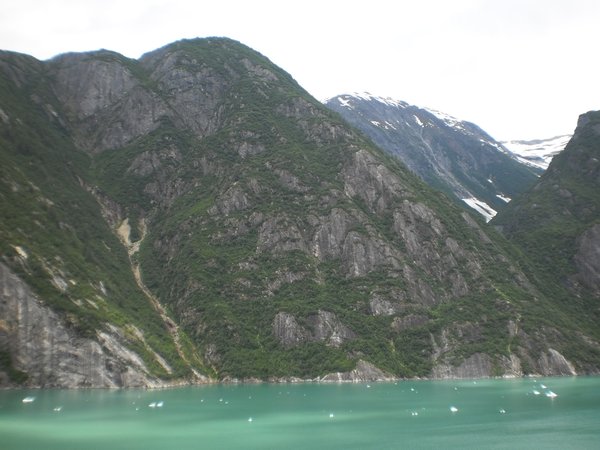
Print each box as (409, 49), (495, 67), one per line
(320, 360), (395, 382)
(273, 310), (355, 348)
(0, 263), (161, 388)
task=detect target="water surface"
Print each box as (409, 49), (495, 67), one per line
(1, 377), (599, 449)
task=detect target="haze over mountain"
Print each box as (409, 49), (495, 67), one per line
(325, 93), (541, 222)
(1, 38), (599, 388)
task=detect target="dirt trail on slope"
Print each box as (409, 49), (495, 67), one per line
(118, 218), (203, 379)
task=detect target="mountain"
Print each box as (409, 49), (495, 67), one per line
(501, 135), (571, 170)
(1, 39), (599, 387)
(325, 93), (542, 222)
(494, 112), (600, 306)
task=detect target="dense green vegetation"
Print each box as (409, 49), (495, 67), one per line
(0, 52), (201, 380)
(493, 111), (600, 341)
(2, 39), (599, 384)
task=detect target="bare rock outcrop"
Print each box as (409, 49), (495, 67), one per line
(272, 310), (355, 348)
(537, 349), (577, 376)
(272, 312), (309, 348)
(320, 360), (395, 382)
(0, 263), (163, 388)
(573, 224), (600, 296)
(431, 353), (493, 379)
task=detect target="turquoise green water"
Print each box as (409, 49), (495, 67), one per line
(1, 377), (599, 449)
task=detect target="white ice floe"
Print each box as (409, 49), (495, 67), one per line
(545, 391), (558, 399)
(499, 409), (506, 414)
(248, 417), (253, 422)
(411, 411), (419, 416)
(540, 384), (547, 389)
(156, 401), (164, 407)
(148, 402), (156, 408)
(329, 413), (335, 418)
(533, 390), (541, 395)
(22, 396), (35, 403)
(53, 406), (62, 412)
(450, 406), (458, 413)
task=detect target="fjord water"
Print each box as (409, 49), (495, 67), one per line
(2, 377), (599, 450)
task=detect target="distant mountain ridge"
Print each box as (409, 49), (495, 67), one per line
(325, 93), (542, 222)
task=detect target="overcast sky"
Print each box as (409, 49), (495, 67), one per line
(2, 0), (599, 140)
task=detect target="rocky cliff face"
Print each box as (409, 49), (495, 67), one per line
(1, 39), (599, 386)
(0, 263), (162, 387)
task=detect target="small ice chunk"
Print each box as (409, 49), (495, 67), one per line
(156, 401), (164, 407)
(53, 406), (62, 412)
(545, 391), (557, 398)
(499, 409), (506, 414)
(148, 402), (156, 408)
(248, 417), (253, 422)
(22, 396), (35, 403)
(540, 384), (547, 389)
(533, 390), (540, 395)
(450, 406), (458, 413)
(329, 413), (335, 418)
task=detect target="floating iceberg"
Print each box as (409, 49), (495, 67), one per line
(22, 396), (35, 403)
(450, 406), (458, 413)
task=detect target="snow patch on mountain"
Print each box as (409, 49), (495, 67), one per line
(337, 97), (353, 109)
(501, 135), (570, 170)
(462, 198), (497, 222)
(424, 108), (463, 128)
(328, 92), (409, 110)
